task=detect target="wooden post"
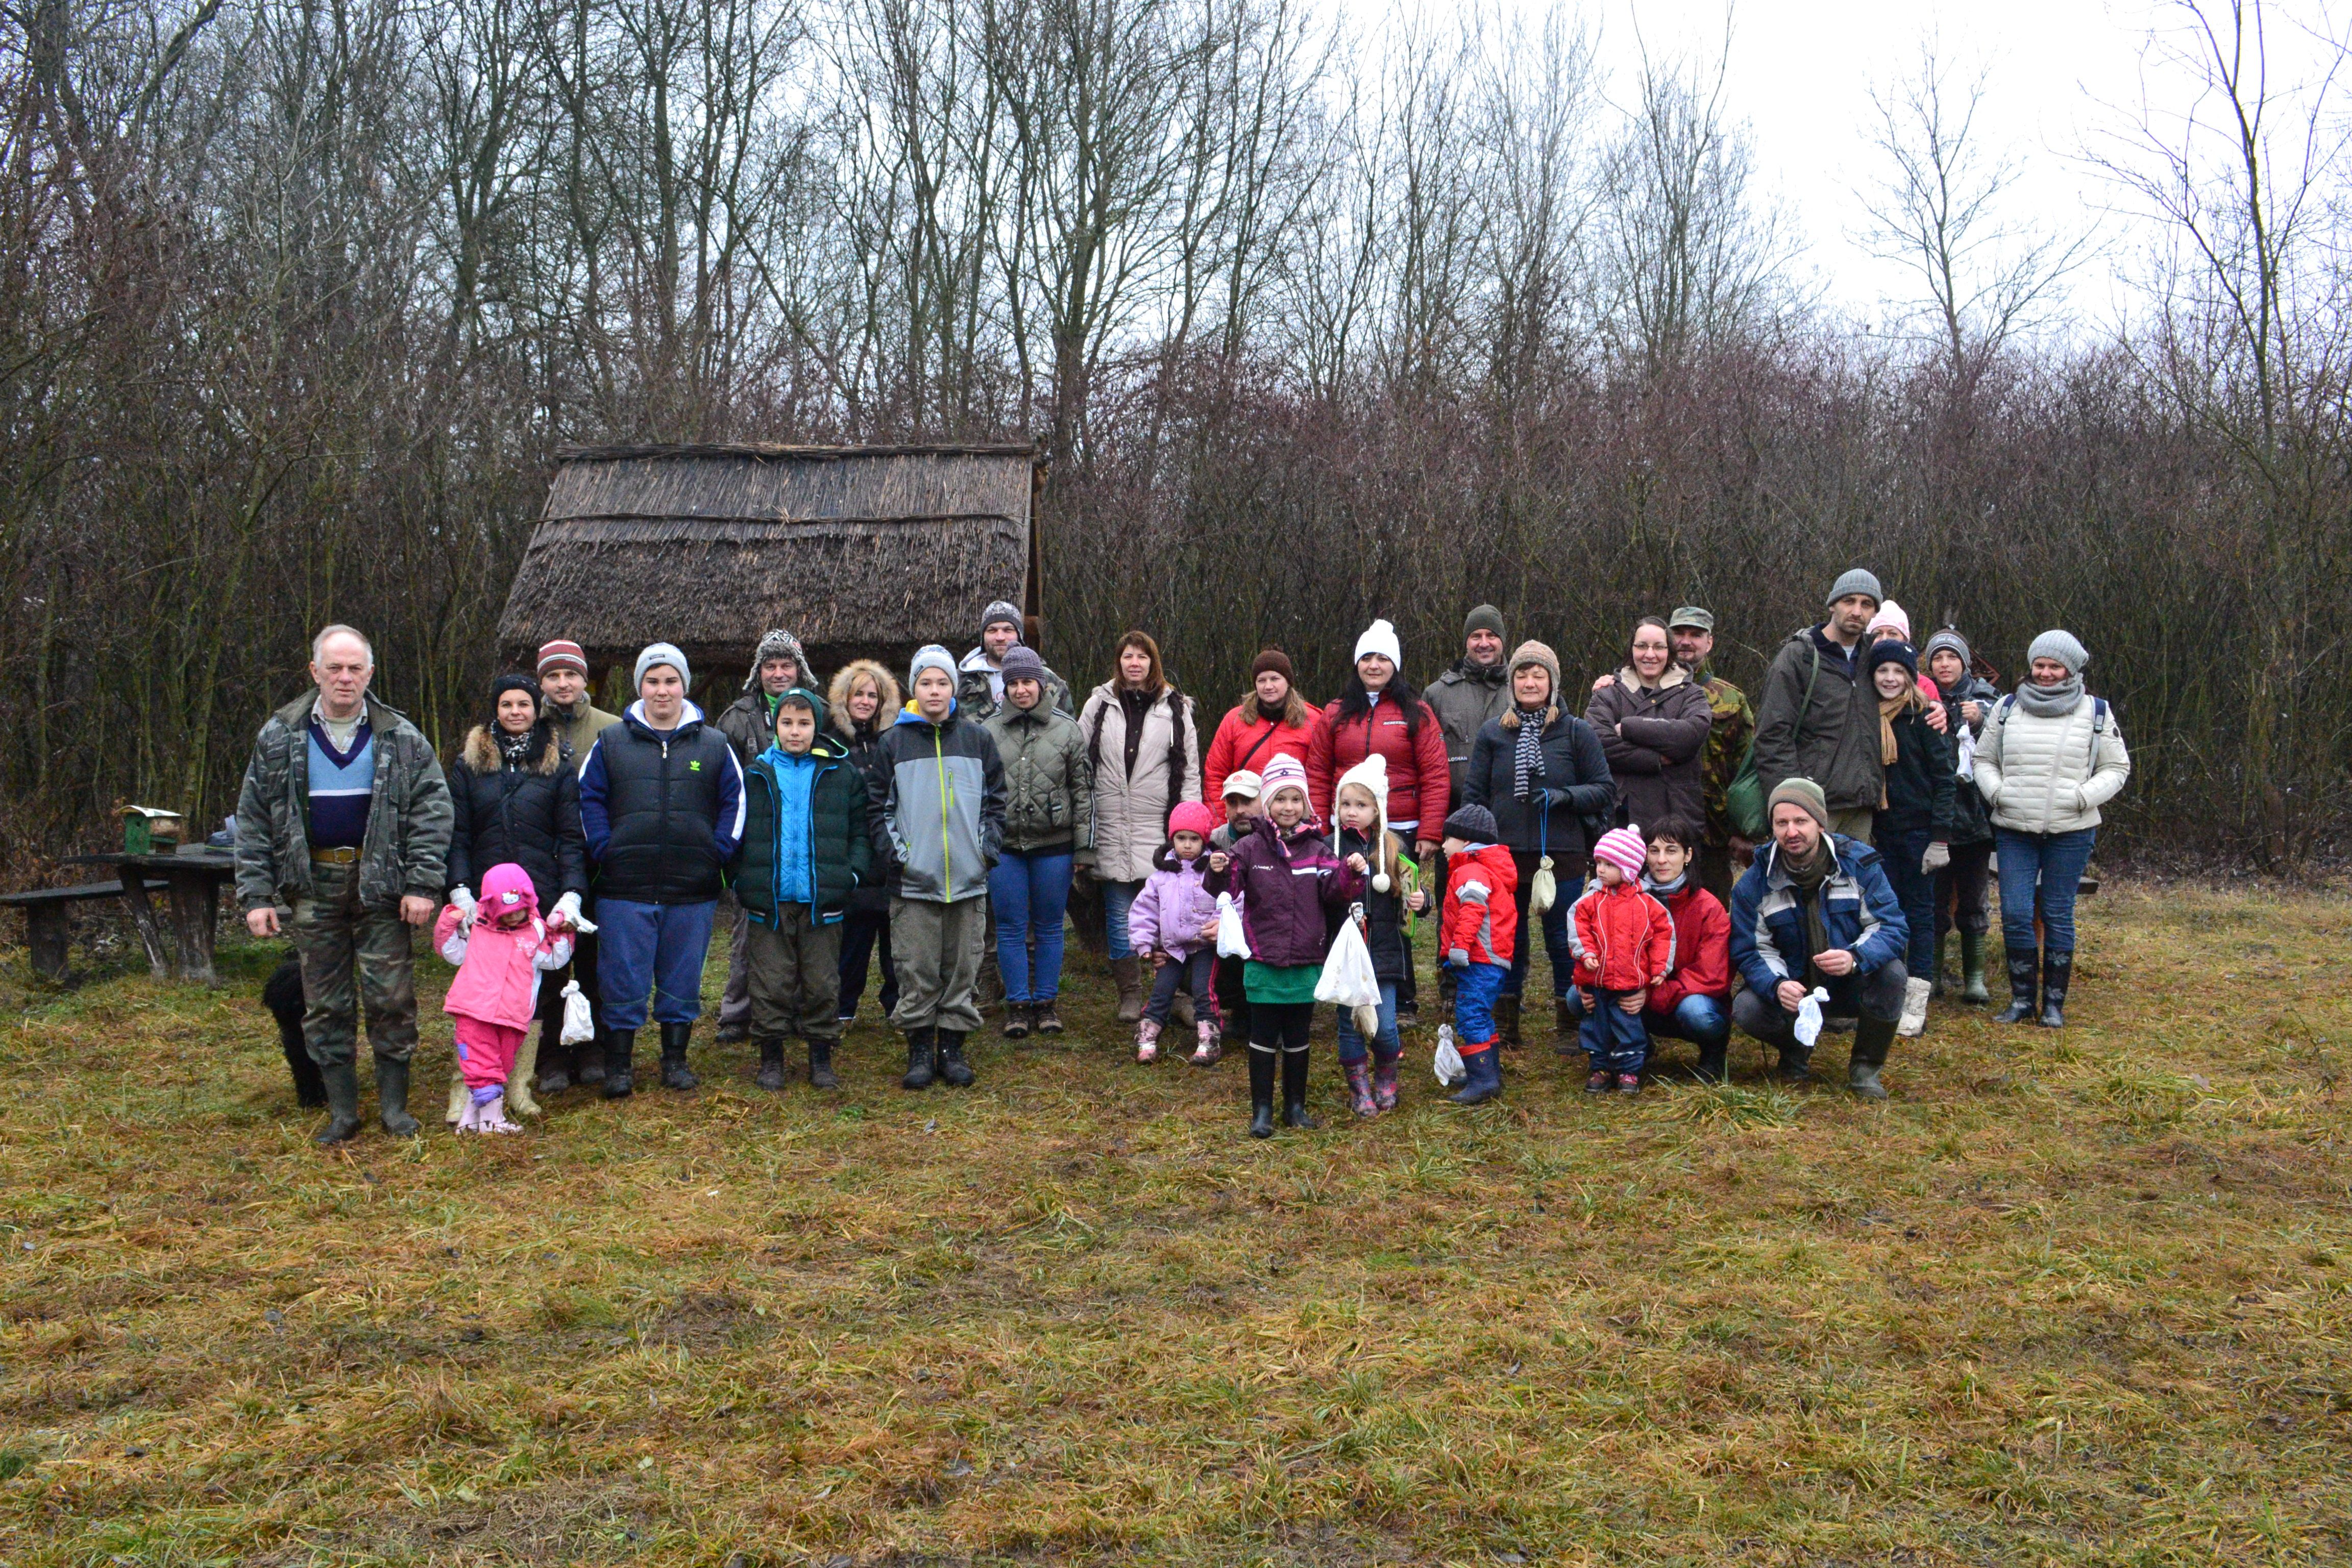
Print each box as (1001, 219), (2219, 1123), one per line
(23, 905), (68, 984)
(117, 872), (174, 981)
(166, 869), (222, 986)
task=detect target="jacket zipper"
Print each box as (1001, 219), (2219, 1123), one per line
(935, 725), (953, 895)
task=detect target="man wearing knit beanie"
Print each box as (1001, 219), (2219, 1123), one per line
(1750, 569), (1890, 845)
(536, 639), (619, 777)
(958, 598), (1072, 722)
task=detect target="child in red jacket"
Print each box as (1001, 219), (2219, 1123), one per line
(1569, 826), (1676, 1095)
(1638, 821), (1733, 1082)
(1438, 803), (1517, 1105)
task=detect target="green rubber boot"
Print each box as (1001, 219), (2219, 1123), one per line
(1959, 933), (1990, 1004)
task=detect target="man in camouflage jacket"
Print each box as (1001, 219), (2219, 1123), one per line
(1670, 606), (1754, 904)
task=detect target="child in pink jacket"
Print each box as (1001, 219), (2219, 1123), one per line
(434, 863), (575, 1133)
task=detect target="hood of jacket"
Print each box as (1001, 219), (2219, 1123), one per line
(622, 697), (707, 739)
(461, 724), (564, 776)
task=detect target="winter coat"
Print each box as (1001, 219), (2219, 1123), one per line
(1973, 691), (2132, 837)
(1129, 848), (1220, 961)
(446, 726), (588, 913)
(1876, 700), (1958, 841)
(1078, 683), (1202, 884)
(235, 692), (454, 914)
(1569, 878), (1676, 992)
(1936, 675), (2002, 846)
(717, 690), (786, 764)
(1585, 668), (1713, 838)
(434, 869), (573, 1031)
(957, 646), (1075, 724)
(731, 736), (873, 925)
(578, 700), (746, 905)
(829, 660), (901, 914)
(873, 701), (1006, 902)
(1441, 843), (1519, 967)
(1308, 695), (1451, 835)
(1694, 671), (1755, 847)
(1334, 825), (1413, 984)
(545, 697), (621, 773)
(985, 700), (1093, 855)
(1728, 834), (1910, 996)
(1646, 880), (1731, 1013)
(1204, 701), (1321, 822)
(1751, 628), (1885, 814)
(1205, 814), (1362, 968)
(1462, 706), (1615, 859)
(1425, 659), (1514, 812)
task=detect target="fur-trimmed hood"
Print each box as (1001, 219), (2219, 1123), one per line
(461, 724), (565, 776)
(827, 659), (902, 740)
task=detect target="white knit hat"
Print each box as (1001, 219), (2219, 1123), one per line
(1353, 618), (1403, 669)
(1335, 753), (1393, 893)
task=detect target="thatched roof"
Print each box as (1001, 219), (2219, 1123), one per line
(497, 444), (1042, 670)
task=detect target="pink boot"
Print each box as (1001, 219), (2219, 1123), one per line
(1135, 1018), (1162, 1064)
(1372, 1056), (1399, 1111)
(1189, 1019), (1221, 1066)
(1342, 1060), (1377, 1117)
(476, 1090), (522, 1132)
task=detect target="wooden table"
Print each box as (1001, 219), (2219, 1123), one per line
(0, 881), (128, 983)
(65, 849), (240, 986)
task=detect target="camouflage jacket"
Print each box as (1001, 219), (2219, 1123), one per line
(1696, 669), (1754, 846)
(235, 692), (455, 912)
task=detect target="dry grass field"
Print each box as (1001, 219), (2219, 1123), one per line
(1, 881), (2348, 1566)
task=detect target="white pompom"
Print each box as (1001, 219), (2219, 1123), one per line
(1371, 871), (1391, 893)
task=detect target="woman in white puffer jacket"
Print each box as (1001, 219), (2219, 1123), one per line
(1971, 629), (2130, 1029)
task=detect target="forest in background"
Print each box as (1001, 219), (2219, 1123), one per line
(1, 0), (2346, 872)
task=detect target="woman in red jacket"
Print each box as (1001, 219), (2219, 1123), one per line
(1204, 649), (1320, 822)
(1307, 620), (1450, 855)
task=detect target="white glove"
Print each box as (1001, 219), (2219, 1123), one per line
(1921, 841), (1951, 874)
(1448, 948), (1471, 969)
(550, 891), (583, 930)
(449, 886), (477, 929)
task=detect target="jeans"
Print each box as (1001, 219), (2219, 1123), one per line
(1875, 823), (1938, 977)
(1144, 949), (1215, 1025)
(1565, 989), (1729, 1051)
(1934, 840), (1994, 942)
(1733, 961), (1906, 1048)
(1453, 961), (1507, 1048)
(837, 906), (897, 1020)
(1101, 878), (1143, 961)
(990, 849), (1074, 1001)
(1335, 980), (1400, 1065)
(1580, 988), (1649, 1073)
(1995, 827), (2098, 954)
(596, 897), (720, 1032)
(1502, 850), (1581, 999)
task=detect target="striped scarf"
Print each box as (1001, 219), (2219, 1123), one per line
(1511, 705), (1546, 800)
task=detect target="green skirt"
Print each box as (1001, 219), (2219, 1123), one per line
(1243, 961), (1322, 1005)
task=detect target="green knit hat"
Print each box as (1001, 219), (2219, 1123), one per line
(1767, 777), (1832, 832)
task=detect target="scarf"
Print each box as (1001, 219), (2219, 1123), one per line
(2015, 675), (2085, 719)
(1511, 704), (1546, 800)
(1453, 656), (1507, 688)
(1779, 834), (1837, 972)
(1256, 697), (1290, 725)
(1643, 871), (1687, 898)
(497, 725), (537, 769)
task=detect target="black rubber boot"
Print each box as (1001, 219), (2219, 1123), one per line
(375, 1058), (421, 1138)
(538, 1042), (574, 1096)
(1247, 1047), (1277, 1138)
(1960, 933), (1991, 1004)
(901, 1028), (937, 1090)
(1994, 947), (2040, 1023)
(808, 1039), (838, 1090)
(1847, 1014), (1894, 1099)
(658, 1022), (699, 1090)
(314, 1060), (363, 1146)
(938, 1030), (975, 1087)
(1930, 932), (1951, 998)
(602, 1027), (637, 1098)
(1695, 1042), (1729, 1084)
(753, 1037), (786, 1091)
(576, 1044), (606, 1087)
(1280, 1049), (1317, 1129)
(1774, 1044), (1813, 1084)
(2039, 950), (2073, 1028)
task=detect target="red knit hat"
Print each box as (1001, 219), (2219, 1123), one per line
(536, 640), (589, 677)
(1168, 801), (1216, 840)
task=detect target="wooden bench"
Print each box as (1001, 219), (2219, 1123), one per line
(0, 881), (127, 983)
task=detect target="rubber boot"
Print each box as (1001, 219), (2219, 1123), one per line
(753, 1037), (786, 1092)
(808, 1039), (838, 1090)
(446, 1073), (469, 1127)
(1343, 1059), (1377, 1117)
(1191, 1019), (1221, 1066)
(1135, 1017), (1163, 1064)
(1281, 1049), (1317, 1129)
(1930, 932), (1951, 998)
(1960, 933), (1990, 1004)
(901, 1028), (937, 1090)
(1247, 1047), (1276, 1138)
(1774, 1044), (1813, 1084)
(1553, 994), (1575, 1039)
(314, 1060), (364, 1146)
(576, 1043), (606, 1087)
(538, 1039), (574, 1095)
(1111, 957), (1144, 1023)
(658, 1022), (700, 1090)
(1496, 993), (1523, 1050)
(938, 1031), (975, 1087)
(477, 1089), (520, 1133)
(375, 1058), (421, 1138)
(1896, 976), (1932, 1039)
(1695, 1042), (1729, 1084)
(602, 1027), (637, 1098)
(1450, 1045), (1502, 1105)
(506, 1030), (542, 1118)
(1372, 1055), (1400, 1111)
(1994, 947), (2039, 1023)
(1847, 1013), (1895, 1099)
(2039, 950), (2073, 1028)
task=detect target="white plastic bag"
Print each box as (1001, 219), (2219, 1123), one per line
(1793, 985), (1832, 1049)
(559, 978), (596, 1046)
(1214, 892), (1251, 959)
(1528, 853), (1557, 916)
(1315, 906), (1383, 1026)
(1954, 723), (1978, 781)
(1433, 1023), (1464, 1086)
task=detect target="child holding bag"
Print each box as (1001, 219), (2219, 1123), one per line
(434, 863), (575, 1133)
(1330, 757), (1428, 1116)
(1438, 803), (1517, 1105)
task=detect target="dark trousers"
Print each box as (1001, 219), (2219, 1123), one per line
(1933, 840), (1993, 943)
(536, 925), (600, 1054)
(1503, 849), (1583, 1000)
(1580, 988), (1649, 1073)
(1249, 999), (1314, 1054)
(1144, 949), (1214, 1025)
(837, 905), (898, 1020)
(1733, 962), (1906, 1048)
(1875, 823), (1938, 977)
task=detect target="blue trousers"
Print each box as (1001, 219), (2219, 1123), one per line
(1996, 827), (2097, 953)
(1454, 961), (1507, 1047)
(1569, 988), (1729, 1052)
(1580, 988), (1650, 1073)
(1875, 823), (1938, 977)
(1101, 878), (1142, 961)
(1335, 981), (1401, 1065)
(596, 898), (718, 1031)
(991, 849), (1073, 1001)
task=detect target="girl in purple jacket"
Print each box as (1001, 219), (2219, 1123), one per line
(1206, 754), (1363, 1138)
(1129, 801), (1223, 1065)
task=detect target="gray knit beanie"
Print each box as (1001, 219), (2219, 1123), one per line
(981, 600), (1023, 635)
(1463, 604), (1506, 642)
(744, 628), (810, 689)
(2027, 629), (2088, 674)
(998, 644), (1047, 684)
(1767, 777), (1832, 832)
(909, 644), (957, 688)
(1921, 628), (1971, 669)
(633, 642), (690, 692)
(1826, 568), (1883, 608)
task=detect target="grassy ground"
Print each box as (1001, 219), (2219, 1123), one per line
(1, 882), (2348, 1566)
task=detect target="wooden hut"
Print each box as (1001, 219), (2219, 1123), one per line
(496, 443), (1045, 700)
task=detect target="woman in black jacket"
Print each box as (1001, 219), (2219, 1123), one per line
(827, 660), (901, 1024)
(1462, 641), (1615, 1045)
(446, 674), (590, 1102)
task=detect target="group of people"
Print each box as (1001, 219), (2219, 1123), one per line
(233, 572), (2129, 1144)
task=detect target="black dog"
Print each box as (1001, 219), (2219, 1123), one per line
(262, 953), (328, 1107)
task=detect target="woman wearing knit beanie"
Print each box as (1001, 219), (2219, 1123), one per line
(1866, 640), (1956, 1040)
(1921, 629), (2001, 1003)
(1971, 630), (2131, 1027)
(1204, 648), (1321, 825)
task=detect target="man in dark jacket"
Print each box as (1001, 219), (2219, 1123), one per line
(730, 687), (872, 1092)
(1752, 568), (1886, 844)
(957, 599), (1073, 722)
(716, 628), (812, 1043)
(578, 643), (745, 1098)
(236, 625), (453, 1145)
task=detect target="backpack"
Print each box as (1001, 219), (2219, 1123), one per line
(1991, 693), (2111, 772)
(1726, 644), (1826, 840)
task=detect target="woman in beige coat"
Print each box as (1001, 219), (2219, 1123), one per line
(1077, 631), (1202, 1020)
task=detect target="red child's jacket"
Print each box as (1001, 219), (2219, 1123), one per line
(1645, 879), (1730, 1013)
(1442, 843), (1519, 966)
(1569, 876), (1676, 992)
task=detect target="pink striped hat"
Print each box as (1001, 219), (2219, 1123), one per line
(1592, 826), (1648, 878)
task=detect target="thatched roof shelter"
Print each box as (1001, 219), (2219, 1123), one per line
(497, 443), (1044, 691)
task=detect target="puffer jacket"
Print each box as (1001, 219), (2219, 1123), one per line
(235, 692), (454, 914)
(1441, 842), (1519, 967)
(1568, 878), (1676, 992)
(1585, 668), (1714, 837)
(1937, 674), (2002, 846)
(1645, 879), (1731, 1012)
(1205, 813), (1362, 968)
(433, 867), (573, 1030)
(1752, 627), (1885, 813)
(873, 700), (1006, 902)
(1309, 694), (1451, 835)
(957, 646), (1075, 723)
(1463, 704), (1616, 858)
(1204, 700), (1321, 822)
(1078, 682), (1202, 883)
(1876, 698), (1957, 840)
(578, 700), (746, 904)
(985, 700), (1093, 855)
(731, 735), (872, 924)
(1129, 847), (1219, 960)
(1426, 659), (1513, 811)
(1728, 834), (1910, 995)
(1973, 689), (2130, 836)
(445, 725), (587, 912)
